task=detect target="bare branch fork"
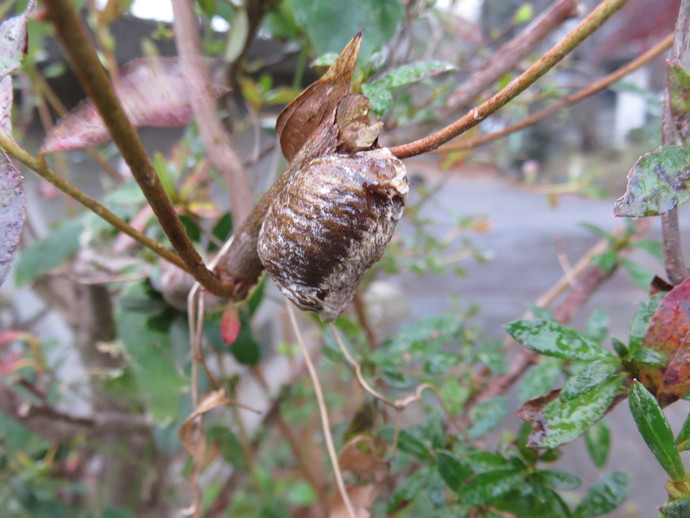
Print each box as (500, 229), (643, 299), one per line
(43, 0), (237, 298)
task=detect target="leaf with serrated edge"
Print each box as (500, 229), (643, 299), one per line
(505, 319), (613, 361)
(629, 381), (686, 481)
(614, 146), (690, 217)
(639, 278), (690, 406)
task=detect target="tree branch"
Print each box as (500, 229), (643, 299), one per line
(0, 133), (189, 272)
(43, 0), (236, 298)
(171, 0), (254, 224)
(660, 0), (690, 285)
(446, 0), (579, 113)
(437, 33), (674, 154)
(389, 0), (630, 159)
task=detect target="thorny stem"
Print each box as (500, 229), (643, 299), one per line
(171, 0), (254, 224)
(0, 133), (189, 271)
(661, 0), (690, 285)
(389, 0), (630, 159)
(437, 33), (675, 154)
(287, 305), (356, 518)
(43, 0), (237, 298)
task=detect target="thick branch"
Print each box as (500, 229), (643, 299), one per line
(171, 0), (254, 224)
(446, 0), (579, 112)
(43, 0), (236, 298)
(660, 0), (690, 284)
(437, 33), (674, 154)
(389, 0), (630, 159)
(0, 382), (149, 443)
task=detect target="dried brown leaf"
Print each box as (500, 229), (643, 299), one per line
(41, 57), (228, 153)
(328, 436), (389, 518)
(179, 389), (232, 459)
(275, 31), (362, 162)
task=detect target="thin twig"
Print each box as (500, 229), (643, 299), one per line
(436, 33), (674, 154)
(329, 324), (398, 409)
(353, 290), (378, 349)
(389, 0), (630, 159)
(660, 0), (690, 284)
(171, 0), (254, 224)
(0, 133), (189, 272)
(43, 0), (236, 298)
(287, 305), (356, 518)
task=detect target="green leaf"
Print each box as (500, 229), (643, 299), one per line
(439, 378), (470, 414)
(560, 361), (619, 402)
(579, 222), (615, 244)
(592, 249), (618, 272)
(584, 418), (611, 468)
(285, 480), (317, 506)
(610, 337), (628, 358)
(614, 146), (690, 217)
(537, 469), (582, 491)
(382, 428), (434, 463)
(437, 451), (472, 492)
(629, 381), (686, 482)
(629, 347), (666, 366)
(505, 319), (614, 361)
(573, 472), (630, 518)
(584, 307), (609, 344)
(513, 2), (534, 24)
(620, 258), (653, 290)
(668, 61), (690, 147)
(529, 375), (623, 448)
(14, 218), (83, 285)
(115, 282), (186, 421)
(518, 358), (562, 404)
(461, 469), (524, 506)
(468, 396), (508, 438)
(676, 413), (690, 451)
(370, 60), (456, 89)
(660, 497), (690, 518)
(629, 294), (664, 354)
(362, 82), (394, 116)
(286, 0), (404, 62)
(630, 239), (664, 261)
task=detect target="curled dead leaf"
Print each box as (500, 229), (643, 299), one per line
(276, 31), (362, 162)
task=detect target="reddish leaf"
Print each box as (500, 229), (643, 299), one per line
(41, 57), (228, 153)
(0, 0), (34, 77)
(275, 31), (361, 162)
(0, 351), (31, 376)
(0, 77), (26, 288)
(639, 278), (690, 406)
(220, 301), (241, 344)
